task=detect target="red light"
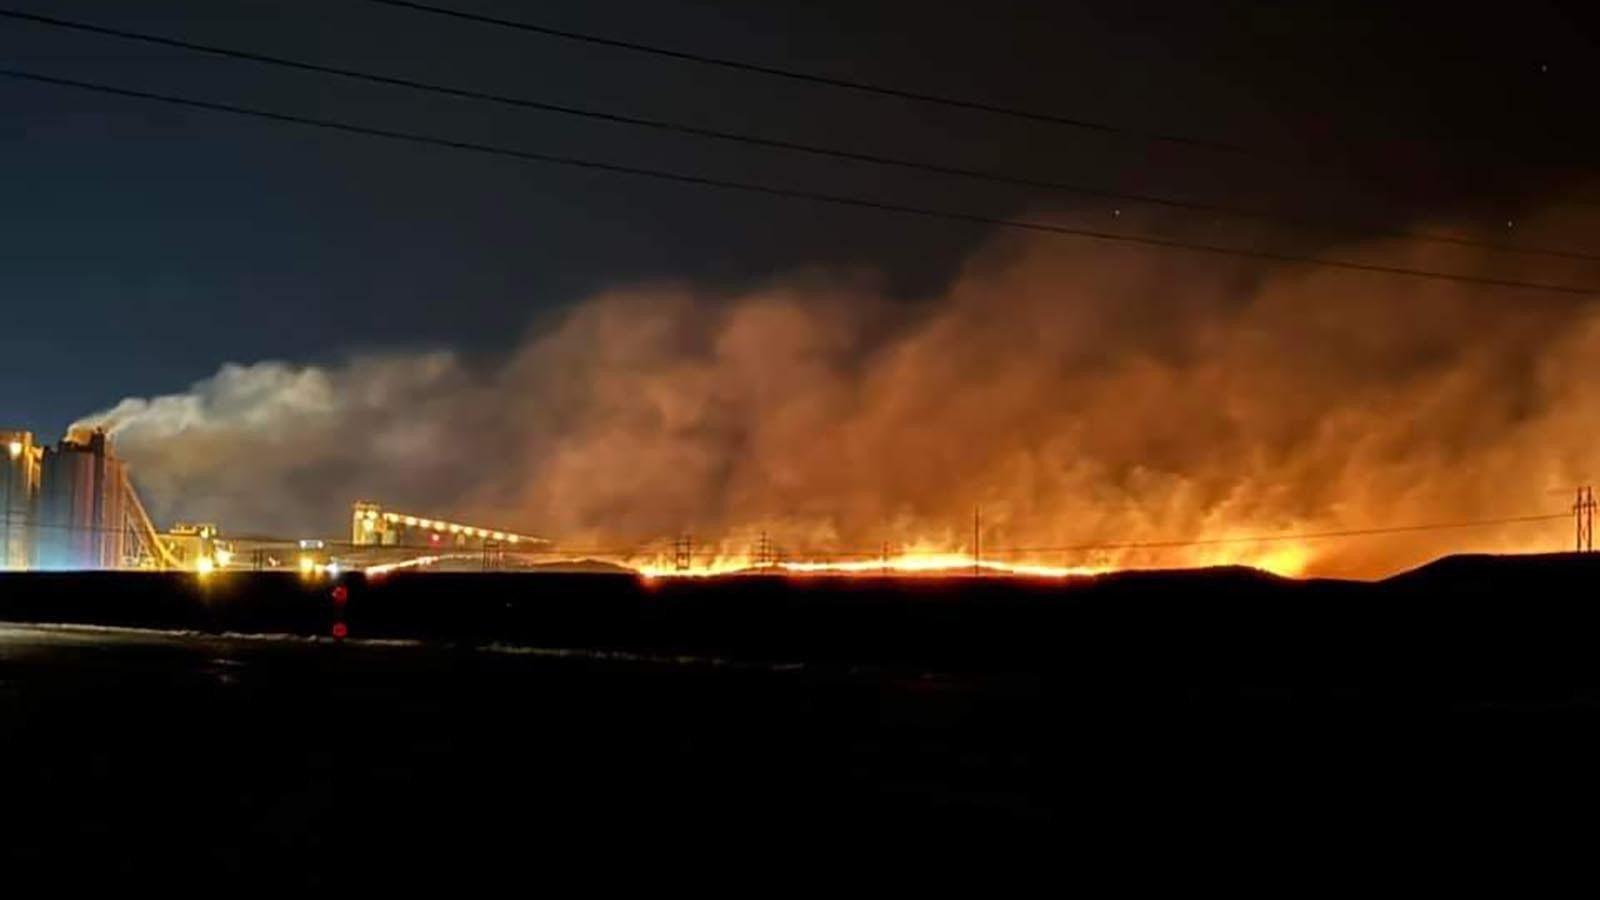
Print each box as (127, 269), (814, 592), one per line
(331, 585), (349, 606)
(331, 622), (348, 639)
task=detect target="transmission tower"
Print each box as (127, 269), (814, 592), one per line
(972, 506), (982, 577)
(1576, 486), (1596, 552)
(673, 533), (693, 572)
(482, 538), (503, 571)
(754, 530), (776, 569)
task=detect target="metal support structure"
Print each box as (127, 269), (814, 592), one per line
(482, 539), (503, 571)
(1576, 486), (1596, 552)
(122, 472), (183, 570)
(754, 531), (776, 569)
(972, 506), (981, 577)
(2, 449), (12, 570)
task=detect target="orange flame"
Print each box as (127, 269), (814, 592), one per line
(633, 538), (1320, 580)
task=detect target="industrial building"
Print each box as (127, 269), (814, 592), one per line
(0, 428), (175, 571)
(39, 429), (132, 569)
(161, 523), (234, 573)
(4, 428), (546, 573)
(350, 501), (546, 551)
(1, 430), (43, 570)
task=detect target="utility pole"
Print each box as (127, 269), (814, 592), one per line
(3, 450), (11, 571)
(972, 506), (981, 577)
(755, 530), (775, 569)
(673, 533), (693, 572)
(881, 540), (890, 576)
(2, 440), (20, 570)
(1576, 486), (1596, 552)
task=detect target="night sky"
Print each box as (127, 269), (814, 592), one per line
(3, 0), (1599, 437)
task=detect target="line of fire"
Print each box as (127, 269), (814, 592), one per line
(0, 426), (1090, 579)
(4, 426), (1593, 580)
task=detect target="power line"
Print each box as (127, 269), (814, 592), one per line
(766, 512), (1571, 560)
(359, 0), (1600, 193)
(2, 66), (1595, 297)
(6, 7), (1594, 264)
(3, 507), (1572, 571)
(349, 0), (1340, 167)
(384, 508), (1571, 559)
(978, 512), (1573, 555)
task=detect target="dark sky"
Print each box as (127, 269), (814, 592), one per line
(3, 0), (1599, 437)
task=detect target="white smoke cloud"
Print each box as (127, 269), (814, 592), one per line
(76, 352), (484, 535)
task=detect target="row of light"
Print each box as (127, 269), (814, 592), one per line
(362, 508), (523, 544)
(197, 553), (337, 577)
(198, 554), (334, 578)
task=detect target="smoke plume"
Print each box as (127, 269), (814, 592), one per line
(76, 209), (1600, 577)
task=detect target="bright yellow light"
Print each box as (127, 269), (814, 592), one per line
(449, 524), (462, 534)
(6, 441), (20, 459)
(507, 535), (520, 544)
(214, 548), (233, 566)
(365, 510), (378, 521)
(403, 516), (418, 527)
(195, 556), (216, 575)
(383, 513), (398, 523)
(299, 555), (315, 575)
(492, 532), (506, 541)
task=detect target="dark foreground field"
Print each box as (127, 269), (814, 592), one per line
(3, 555), (1599, 882)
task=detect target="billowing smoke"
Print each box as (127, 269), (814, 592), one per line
(76, 209), (1600, 577)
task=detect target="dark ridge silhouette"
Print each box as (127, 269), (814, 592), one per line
(6, 554), (1600, 876)
(3, 553), (1598, 691)
(1380, 550), (1598, 589)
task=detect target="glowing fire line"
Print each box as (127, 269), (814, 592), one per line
(361, 543), (1314, 579)
(355, 511), (1567, 580)
(637, 553), (1105, 579)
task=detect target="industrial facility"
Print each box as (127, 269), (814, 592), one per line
(1, 430), (42, 570)
(349, 500), (541, 550)
(0, 428), (176, 571)
(2, 426), (547, 573)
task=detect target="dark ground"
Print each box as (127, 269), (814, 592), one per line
(4, 556), (1599, 883)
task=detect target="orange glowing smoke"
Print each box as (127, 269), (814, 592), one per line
(79, 210), (1596, 581)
